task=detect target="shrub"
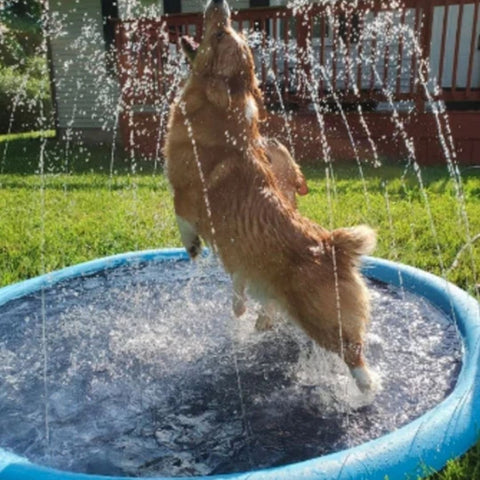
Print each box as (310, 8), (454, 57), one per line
(0, 27), (25, 66)
(0, 1), (52, 133)
(0, 0), (43, 64)
(0, 56), (54, 133)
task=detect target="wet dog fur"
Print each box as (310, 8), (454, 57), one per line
(180, 34), (308, 208)
(231, 137), (309, 331)
(180, 32), (308, 326)
(165, 0), (377, 391)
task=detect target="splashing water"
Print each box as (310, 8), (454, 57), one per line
(0, 258), (461, 477)
(0, 1), (477, 477)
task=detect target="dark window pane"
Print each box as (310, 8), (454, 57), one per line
(164, 0), (181, 14)
(250, 0), (269, 6)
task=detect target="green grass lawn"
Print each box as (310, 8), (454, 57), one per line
(0, 135), (479, 479)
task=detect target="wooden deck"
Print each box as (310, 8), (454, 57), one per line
(114, 0), (480, 164)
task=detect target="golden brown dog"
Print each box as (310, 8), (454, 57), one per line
(165, 0), (376, 392)
(181, 32), (309, 326)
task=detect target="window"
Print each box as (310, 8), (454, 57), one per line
(101, 0), (119, 74)
(164, 0), (181, 14)
(312, 15), (330, 40)
(101, 0), (119, 52)
(339, 12), (360, 45)
(250, 0), (270, 35)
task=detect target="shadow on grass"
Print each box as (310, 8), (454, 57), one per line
(0, 137), (163, 176)
(1, 137), (479, 197)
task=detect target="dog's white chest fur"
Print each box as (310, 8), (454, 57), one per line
(245, 96), (258, 124)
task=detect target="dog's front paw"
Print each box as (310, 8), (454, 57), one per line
(255, 313), (273, 331)
(188, 236), (202, 259)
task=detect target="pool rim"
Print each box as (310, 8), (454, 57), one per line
(0, 248), (479, 480)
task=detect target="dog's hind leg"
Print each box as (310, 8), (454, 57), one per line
(232, 273), (246, 317)
(351, 365), (374, 393)
(176, 215), (202, 259)
(344, 341), (375, 393)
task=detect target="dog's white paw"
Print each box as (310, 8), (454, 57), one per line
(176, 216), (201, 259)
(187, 236), (202, 259)
(351, 366), (376, 393)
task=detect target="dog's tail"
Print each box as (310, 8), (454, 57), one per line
(331, 225), (377, 258)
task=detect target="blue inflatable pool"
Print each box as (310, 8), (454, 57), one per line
(0, 249), (478, 480)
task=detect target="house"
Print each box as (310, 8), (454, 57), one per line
(47, 0), (284, 142)
(47, 0), (480, 163)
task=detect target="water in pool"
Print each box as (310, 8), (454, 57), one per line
(0, 257), (462, 477)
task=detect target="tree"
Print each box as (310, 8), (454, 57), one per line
(2, 0), (43, 31)
(0, 0), (44, 64)
(0, 0), (53, 133)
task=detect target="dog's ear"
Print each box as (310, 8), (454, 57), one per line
(180, 36), (198, 65)
(206, 77), (231, 109)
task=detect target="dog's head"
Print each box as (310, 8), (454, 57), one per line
(204, 0), (232, 34)
(186, 0), (263, 112)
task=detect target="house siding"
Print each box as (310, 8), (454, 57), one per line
(430, 4), (480, 88)
(182, 0), (249, 13)
(115, 0), (287, 16)
(181, 0), (287, 13)
(48, 0), (118, 133)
